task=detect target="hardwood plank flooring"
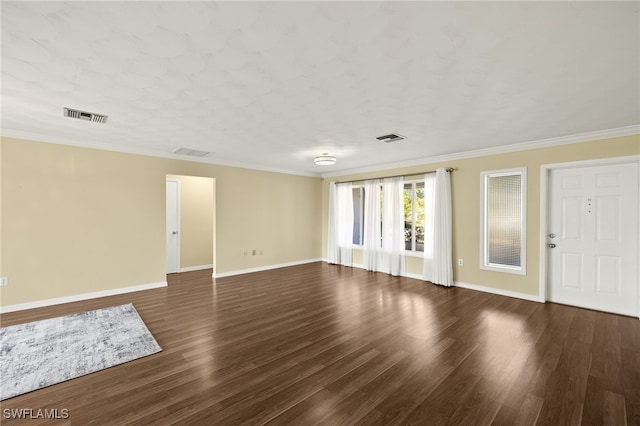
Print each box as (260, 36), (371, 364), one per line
(1, 262), (639, 425)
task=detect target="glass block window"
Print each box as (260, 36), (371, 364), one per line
(481, 168), (526, 275)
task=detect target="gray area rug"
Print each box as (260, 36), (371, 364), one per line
(0, 303), (161, 400)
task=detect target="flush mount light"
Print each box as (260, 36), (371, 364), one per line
(314, 154), (336, 166)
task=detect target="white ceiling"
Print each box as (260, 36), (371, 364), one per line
(2, 1), (639, 176)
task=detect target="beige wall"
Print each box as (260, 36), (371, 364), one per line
(166, 174), (214, 269)
(322, 134), (640, 297)
(1, 134), (637, 307)
(0, 137), (322, 306)
(0, 140), (2, 280)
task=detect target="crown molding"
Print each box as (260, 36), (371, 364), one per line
(3, 125), (637, 180)
(0, 129), (322, 179)
(320, 125), (640, 179)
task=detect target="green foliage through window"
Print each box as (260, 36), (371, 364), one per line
(404, 182), (425, 252)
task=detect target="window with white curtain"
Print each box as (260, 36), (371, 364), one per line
(403, 181), (425, 253)
(351, 181), (428, 252)
(351, 184), (384, 247)
(352, 187), (364, 245)
(480, 168), (526, 275)
(328, 168), (452, 285)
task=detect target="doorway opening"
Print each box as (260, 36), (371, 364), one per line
(166, 175), (215, 275)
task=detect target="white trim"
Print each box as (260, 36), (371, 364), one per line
(321, 125), (640, 178)
(404, 271), (423, 280)
(353, 263), (423, 279)
(403, 251), (424, 259)
(324, 258), (545, 301)
(479, 167), (527, 276)
(180, 264), (214, 272)
(4, 126), (636, 181)
(0, 129), (321, 178)
(337, 261), (544, 302)
(539, 155), (640, 319)
(403, 270), (543, 302)
(0, 281), (167, 314)
(539, 166), (550, 304)
(540, 155), (640, 172)
(166, 178), (181, 274)
(454, 281), (544, 303)
(545, 299), (638, 318)
(213, 258), (323, 278)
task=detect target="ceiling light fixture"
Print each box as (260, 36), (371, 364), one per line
(314, 154), (336, 166)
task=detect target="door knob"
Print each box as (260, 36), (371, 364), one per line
(548, 243), (556, 248)
(172, 231), (178, 235)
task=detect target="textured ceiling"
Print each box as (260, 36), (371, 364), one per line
(1, 1), (639, 176)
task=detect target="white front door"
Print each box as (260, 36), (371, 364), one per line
(548, 162), (639, 316)
(166, 179), (180, 274)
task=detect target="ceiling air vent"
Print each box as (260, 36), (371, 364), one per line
(376, 133), (406, 143)
(64, 107), (108, 124)
(172, 147), (210, 157)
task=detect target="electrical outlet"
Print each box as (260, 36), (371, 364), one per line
(244, 251), (248, 256)
(260, 250), (263, 255)
(457, 259), (464, 266)
(0, 277), (8, 286)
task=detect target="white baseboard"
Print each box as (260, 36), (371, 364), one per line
(180, 264), (213, 273)
(0, 281), (168, 314)
(237, 260), (544, 303)
(213, 258), (323, 278)
(454, 281), (544, 303)
(403, 272), (423, 280)
(325, 260), (544, 303)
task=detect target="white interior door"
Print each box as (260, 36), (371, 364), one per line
(547, 162), (639, 316)
(166, 179), (180, 274)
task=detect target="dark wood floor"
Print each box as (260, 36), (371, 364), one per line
(1, 262), (639, 425)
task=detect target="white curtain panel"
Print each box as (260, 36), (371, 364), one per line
(423, 168), (453, 286)
(326, 182), (339, 264)
(423, 173), (436, 266)
(336, 182), (354, 266)
(381, 177), (405, 276)
(363, 179), (381, 271)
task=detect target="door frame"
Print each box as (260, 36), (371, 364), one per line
(539, 155), (640, 318)
(166, 178), (181, 274)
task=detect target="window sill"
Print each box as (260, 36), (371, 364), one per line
(480, 264), (526, 276)
(347, 247), (424, 259)
(403, 251), (425, 258)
